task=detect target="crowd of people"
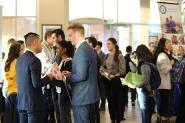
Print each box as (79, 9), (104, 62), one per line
(0, 23), (185, 123)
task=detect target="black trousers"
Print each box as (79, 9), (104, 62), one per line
(158, 89), (171, 117)
(121, 85), (128, 117)
(105, 77), (123, 121)
(0, 87), (5, 122)
(130, 88), (137, 102)
(51, 87), (61, 123)
(4, 93), (19, 123)
(99, 76), (106, 107)
(176, 85), (185, 123)
(43, 87), (55, 123)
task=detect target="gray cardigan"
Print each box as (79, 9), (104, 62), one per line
(138, 64), (151, 91)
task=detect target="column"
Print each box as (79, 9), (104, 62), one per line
(140, 0), (150, 45)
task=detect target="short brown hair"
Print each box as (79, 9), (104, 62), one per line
(7, 38), (16, 46)
(67, 23), (85, 36)
(44, 31), (52, 41)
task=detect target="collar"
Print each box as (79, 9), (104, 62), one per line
(59, 57), (72, 69)
(97, 50), (102, 54)
(76, 40), (85, 50)
(43, 41), (53, 48)
(26, 48), (36, 56)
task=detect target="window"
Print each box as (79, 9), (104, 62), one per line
(16, 18), (36, 40)
(1, 0), (37, 52)
(2, 0), (16, 16)
(103, 0), (117, 23)
(2, 17), (16, 51)
(149, 0), (161, 36)
(17, 0), (36, 16)
(150, 0), (160, 24)
(69, 0), (141, 23)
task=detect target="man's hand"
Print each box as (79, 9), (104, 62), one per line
(108, 75), (115, 80)
(62, 71), (71, 77)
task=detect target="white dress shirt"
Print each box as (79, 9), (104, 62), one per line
(26, 48), (36, 56)
(76, 40), (85, 51)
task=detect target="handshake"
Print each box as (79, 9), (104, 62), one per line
(46, 63), (71, 82)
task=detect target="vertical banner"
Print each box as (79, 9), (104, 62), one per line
(158, 2), (184, 59)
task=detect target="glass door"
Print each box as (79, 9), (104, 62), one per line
(117, 26), (131, 55)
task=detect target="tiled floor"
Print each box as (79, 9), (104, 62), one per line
(100, 102), (141, 123)
(99, 102), (176, 123)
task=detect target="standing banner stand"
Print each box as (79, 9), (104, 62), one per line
(158, 2), (183, 121)
(158, 2), (184, 60)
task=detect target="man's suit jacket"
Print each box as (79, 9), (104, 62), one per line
(67, 42), (100, 106)
(98, 51), (106, 66)
(16, 51), (50, 111)
(125, 53), (131, 74)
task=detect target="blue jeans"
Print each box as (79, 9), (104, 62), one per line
(19, 110), (44, 123)
(137, 88), (152, 123)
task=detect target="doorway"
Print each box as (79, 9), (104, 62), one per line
(83, 24), (135, 55)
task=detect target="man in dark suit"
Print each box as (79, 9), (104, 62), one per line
(16, 32), (52, 123)
(61, 23), (100, 123)
(95, 41), (106, 111)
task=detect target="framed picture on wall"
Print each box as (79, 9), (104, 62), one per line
(41, 24), (62, 40)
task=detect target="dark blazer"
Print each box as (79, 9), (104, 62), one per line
(16, 51), (50, 111)
(98, 50), (106, 66)
(67, 42), (100, 105)
(125, 53), (131, 74)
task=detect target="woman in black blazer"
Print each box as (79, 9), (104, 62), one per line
(52, 40), (74, 123)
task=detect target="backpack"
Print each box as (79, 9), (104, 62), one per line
(142, 62), (161, 90)
(171, 58), (185, 84)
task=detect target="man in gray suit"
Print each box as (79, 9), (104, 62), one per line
(61, 23), (100, 123)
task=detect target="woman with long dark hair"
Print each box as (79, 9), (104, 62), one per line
(130, 45), (154, 123)
(52, 40), (74, 123)
(100, 38), (125, 123)
(154, 38), (174, 122)
(136, 44), (154, 63)
(4, 42), (21, 123)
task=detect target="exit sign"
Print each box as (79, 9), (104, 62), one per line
(105, 19), (114, 24)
